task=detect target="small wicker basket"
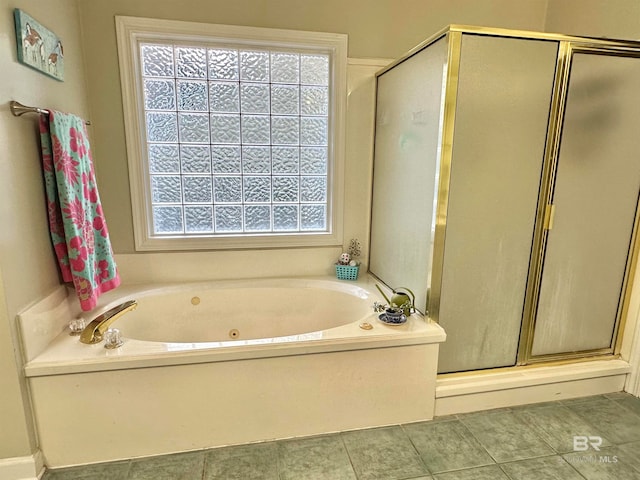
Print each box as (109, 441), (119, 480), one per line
(335, 264), (360, 281)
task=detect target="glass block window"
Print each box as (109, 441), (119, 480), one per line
(117, 17), (346, 250)
(141, 42), (331, 236)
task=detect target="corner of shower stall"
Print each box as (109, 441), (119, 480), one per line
(368, 25), (640, 414)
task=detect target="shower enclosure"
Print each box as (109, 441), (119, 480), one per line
(369, 25), (640, 374)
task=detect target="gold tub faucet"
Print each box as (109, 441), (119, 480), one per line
(79, 300), (138, 344)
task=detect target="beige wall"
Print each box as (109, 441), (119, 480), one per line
(0, 0), (89, 459)
(0, 0), (549, 462)
(2, 0), (640, 466)
(545, 0), (640, 40)
(77, 0), (550, 256)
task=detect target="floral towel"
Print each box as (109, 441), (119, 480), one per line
(40, 111), (120, 311)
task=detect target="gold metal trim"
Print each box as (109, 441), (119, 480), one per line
(563, 44), (640, 358)
(613, 189), (640, 355)
(376, 26), (450, 77)
(516, 41), (573, 365)
(570, 43), (640, 57)
(448, 24), (640, 48)
(524, 349), (615, 365)
(521, 42), (640, 364)
(427, 31), (462, 322)
(438, 353), (622, 379)
(527, 348), (613, 365)
(378, 25), (640, 79)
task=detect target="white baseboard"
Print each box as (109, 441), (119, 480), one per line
(626, 348), (640, 397)
(0, 451), (43, 480)
(625, 314), (640, 397)
(435, 359), (631, 416)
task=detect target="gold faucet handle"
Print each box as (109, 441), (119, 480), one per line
(93, 300), (137, 326)
(79, 300), (138, 344)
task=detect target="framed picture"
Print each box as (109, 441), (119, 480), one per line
(14, 9), (64, 81)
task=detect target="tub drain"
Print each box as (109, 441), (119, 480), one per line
(229, 329), (240, 339)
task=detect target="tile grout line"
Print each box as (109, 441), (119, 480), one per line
(406, 416), (500, 476)
(496, 461), (515, 480)
(276, 441), (283, 480)
(200, 450), (208, 480)
(562, 454), (593, 480)
(399, 422), (434, 477)
(515, 407), (563, 455)
(563, 395), (629, 445)
(456, 413), (503, 465)
(611, 397), (640, 421)
(461, 408), (564, 465)
(510, 404), (566, 455)
(337, 431), (361, 480)
(561, 395), (640, 478)
(544, 396), (629, 480)
(602, 441), (640, 476)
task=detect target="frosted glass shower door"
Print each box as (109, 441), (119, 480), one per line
(369, 38), (448, 312)
(531, 51), (640, 356)
(437, 35), (558, 373)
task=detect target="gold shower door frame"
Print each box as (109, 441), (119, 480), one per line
(410, 27), (640, 369)
(517, 42), (640, 365)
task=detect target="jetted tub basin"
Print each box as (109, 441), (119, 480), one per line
(116, 278), (377, 343)
(20, 276), (446, 467)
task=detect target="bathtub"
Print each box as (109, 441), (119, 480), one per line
(20, 276), (446, 467)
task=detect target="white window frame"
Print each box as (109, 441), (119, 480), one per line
(115, 16), (346, 251)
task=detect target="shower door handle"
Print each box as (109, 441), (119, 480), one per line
(543, 204), (556, 231)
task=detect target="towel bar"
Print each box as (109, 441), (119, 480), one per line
(10, 100), (91, 125)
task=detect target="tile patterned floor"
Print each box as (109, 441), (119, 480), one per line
(43, 393), (640, 480)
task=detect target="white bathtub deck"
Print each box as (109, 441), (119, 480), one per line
(24, 312), (445, 376)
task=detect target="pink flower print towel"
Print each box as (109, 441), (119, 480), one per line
(40, 111), (120, 311)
